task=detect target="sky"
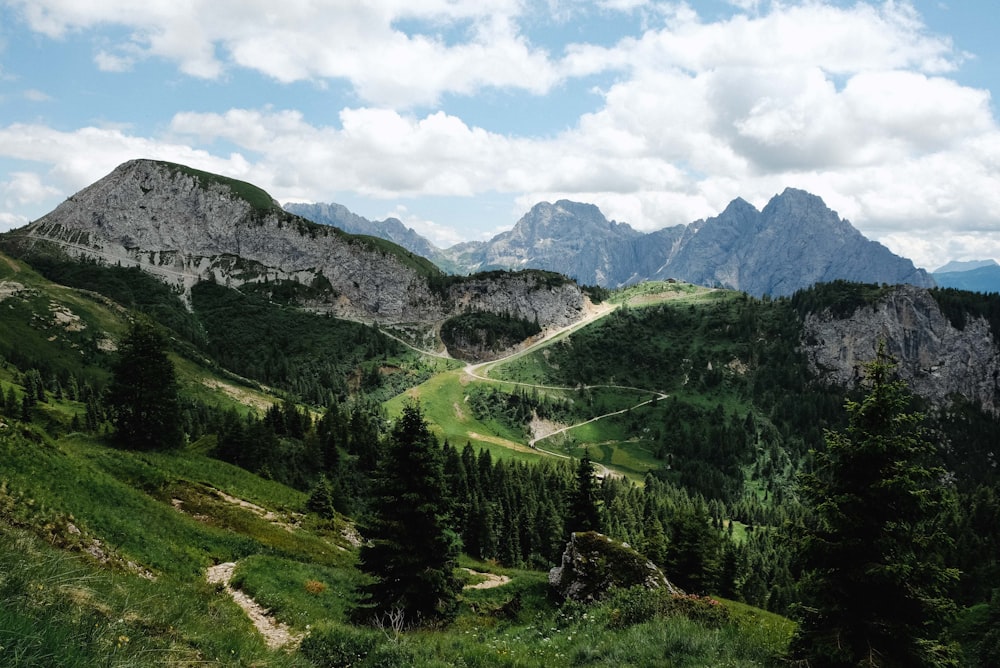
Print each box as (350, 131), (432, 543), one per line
(0, 0), (998, 272)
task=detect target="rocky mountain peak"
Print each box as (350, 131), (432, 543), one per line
(7, 160), (587, 332)
(432, 188), (932, 295)
(512, 200), (638, 242)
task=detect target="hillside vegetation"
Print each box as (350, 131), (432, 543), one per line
(1, 251), (999, 665)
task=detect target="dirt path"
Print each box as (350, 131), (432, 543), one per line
(462, 568), (511, 590)
(206, 562), (302, 650)
(457, 298), (667, 478)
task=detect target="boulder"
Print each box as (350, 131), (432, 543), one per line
(548, 531), (682, 603)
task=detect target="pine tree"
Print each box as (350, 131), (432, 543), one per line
(106, 317), (184, 450)
(791, 344), (959, 667)
(353, 403), (461, 626)
(568, 450), (601, 533)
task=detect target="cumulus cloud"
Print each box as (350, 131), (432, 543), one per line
(0, 123), (254, 221)
(3, 0), (1000, 267)
(8, 0), (558, 106)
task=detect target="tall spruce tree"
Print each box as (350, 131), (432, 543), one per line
(568, 450), (601, 533)
(791, 344), (959, 667)
(107, 316), (184, 450)
(353, 403), (461, 626)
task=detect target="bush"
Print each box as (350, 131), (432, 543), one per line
(664, 593), (731, 628)
(596, 588), (731, 630)
(603, 586), (669, 629)
(300, 623), (379, 667)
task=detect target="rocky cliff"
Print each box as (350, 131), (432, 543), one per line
(802, 284), (1000, 414)
(5, 160), (586, 330)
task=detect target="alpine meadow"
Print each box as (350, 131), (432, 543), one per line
(1, 160), (999, 667)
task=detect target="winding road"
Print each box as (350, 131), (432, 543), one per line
(395, 297), (669, 477)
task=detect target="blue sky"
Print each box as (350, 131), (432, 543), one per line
(1, 0), (998, 270)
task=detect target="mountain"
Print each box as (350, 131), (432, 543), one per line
(282, 201), (440, 262)
(291, 190), (934, 296)
(437, 189), (933, 295)
(801, 283), (1000, 415)
(2, 242), (998, 663)
(933, 259), (1000, 293)
(441, 200), (644, 285)
(2, 159), (587, 332)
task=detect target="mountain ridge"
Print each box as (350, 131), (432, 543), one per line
(2, 159), (588, 335)
(933, 260), (1000, 294)
(291, 188), (935, 296)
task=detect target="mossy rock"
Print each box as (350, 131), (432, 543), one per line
(548, 531), (682, 603)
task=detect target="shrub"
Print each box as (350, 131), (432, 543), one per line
(300, 623), (379, 667)
(304, 579), (327, 595)
(664, 593), (731, 628)
(603, 586), (669, 629)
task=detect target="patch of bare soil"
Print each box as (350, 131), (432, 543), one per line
(201, 378), (273, 412)
(210, 488), (301, 533)
(529, 415), (566, 444)
(467, 432), (537, 454)
(206, 562), (302, 651)
(462, 568), (511, 590)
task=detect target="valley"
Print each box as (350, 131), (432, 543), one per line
(2, 161), (999, 665)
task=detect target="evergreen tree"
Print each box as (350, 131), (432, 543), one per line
(791, 344), (959, 667)
(353, 403), (461, 627)
(106, 317), (184, 450)
(568, 450), (601, 533)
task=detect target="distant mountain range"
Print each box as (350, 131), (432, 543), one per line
(288, 189), (934, 296)
(932, 259), (1000, 294)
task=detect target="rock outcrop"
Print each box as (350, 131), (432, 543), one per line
(6, 160), (586, 330)
(548, 531), (682, 603)
(802, 284), (1000, 414)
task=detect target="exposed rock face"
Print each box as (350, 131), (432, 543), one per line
(665, 189), (933, 296)
(548, 531), (682, 603)
(432, 190), (934, 296)
(802, 285), (1000, 414)
(9, 160), (586, 329)
(458, 201), (643, 285)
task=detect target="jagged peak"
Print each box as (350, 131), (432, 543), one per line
(719, 196), (758, 217)
(763, 187), (834, 216)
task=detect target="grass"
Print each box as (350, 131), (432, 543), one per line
(231, 554), (364, 629)
(0, 421), (796, 667)
(385, 368), (549, 463)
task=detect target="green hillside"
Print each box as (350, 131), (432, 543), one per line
(1, 251), (998, 665)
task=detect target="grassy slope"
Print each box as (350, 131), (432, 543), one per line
(386, 282), (735, 482)
(0, 255), (793, 665)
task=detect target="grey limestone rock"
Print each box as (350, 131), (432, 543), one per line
(14, 159), (586, 331)
(802, 284), (1000, 415)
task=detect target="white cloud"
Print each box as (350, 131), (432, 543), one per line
(383, 204), (464, 248)
(0, 211), (28, 232)
(4, 1), (1000, 269)
(0, 123), (253, 219)
(1, 171), (60, 206)
(22, 89), (52, 102)
(9, 0), (558, 106)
